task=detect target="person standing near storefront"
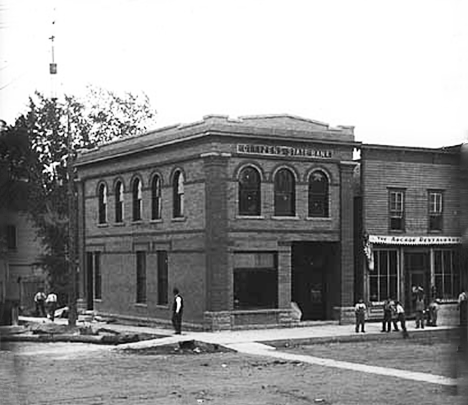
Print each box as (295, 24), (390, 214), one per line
(458, 289), (467, 352)
(395, 301), (409, 338)
(381, 297), (398, 332)
(172, 288), (184, 335)
(414, 295), (425, 329)
(354, 298), (367, 333)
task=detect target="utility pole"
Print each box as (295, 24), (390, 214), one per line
(49, 22), (77, 326)
(66, 110), (78, 327)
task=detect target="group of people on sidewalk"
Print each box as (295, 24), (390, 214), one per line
(354, 285), (445, 339)
(354, 297), (409, 338)
(33, 290), (58, 321)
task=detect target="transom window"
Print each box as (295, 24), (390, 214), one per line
(98, 183), (107, 224)
(274, 168), (295, 216)
(132, 178), (142, 221)
(151, 175), (162, 220)
(173, 170), (184, 218)
(238, 167), (261, 216)
(115, 181), (124, 223)
(389, 189), (405, 231)
(308, 171), (329, 217)
(428, 191), (443, 232)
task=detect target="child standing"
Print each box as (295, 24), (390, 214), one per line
(355, 298), (367, 333)
(395, 301), (409, 338)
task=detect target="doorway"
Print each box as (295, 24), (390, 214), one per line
(291, 242), (336, 321)
(404, 251), (430, 314)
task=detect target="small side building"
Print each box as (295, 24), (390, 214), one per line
(359, 144), (467, 322)
(75, 114), (360, 330)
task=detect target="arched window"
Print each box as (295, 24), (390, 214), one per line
(132, 178), (142, 221)
(173, 170), (184, 218)
(98, 183), (107, 224)
(115, 181), (124, 223)
(274, 168), (295, 216)
(239, 167), (261, 216)
(308, 171), (329, 217)
(151, 175), (162, 220)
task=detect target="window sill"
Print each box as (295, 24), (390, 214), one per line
(97, 223), (109, 228)
(134, 302), (148, 307)
(427, 230), (443, 234)
(113, 222), (125, 227)
(131, 220), (144, 225)
(94, 298), (102, 302)
(271, 216), (299, 220)
(155, 304), (169, 309)
(172, 216), (187, 222)
(306, 217), (331, 221)
(150, 219), (163, 224)
(236, 215), (265, 220)
(388, 230), (405, 233)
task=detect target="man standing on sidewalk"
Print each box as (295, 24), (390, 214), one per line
(172, 288), (184, 335)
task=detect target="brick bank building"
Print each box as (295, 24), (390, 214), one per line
(75, 115), (468, 330)
(75, 115), (359, 330)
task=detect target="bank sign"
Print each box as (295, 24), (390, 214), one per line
(237, 144), (332, 158)
(369, 235), (461, 245)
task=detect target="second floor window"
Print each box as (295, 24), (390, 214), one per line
(115, 181), (124, 223)
(308, 171), (329, 217)
(152, 175), (162, 220)
(6, 225), (16, 250)
(98, 184), (107, 224)
(274, 168), (295, 216)
(132, 178), (142, 221)
(173, 170), (184, 218)
(389, 189), (405, 231)
(239, 167), (261, 216)
(428, 191), (443, 232)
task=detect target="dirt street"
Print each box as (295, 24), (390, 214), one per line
(0, 340), (466, 405)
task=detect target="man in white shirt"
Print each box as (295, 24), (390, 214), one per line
(45, 292), (58, 322)
(171, 288), (184, 334)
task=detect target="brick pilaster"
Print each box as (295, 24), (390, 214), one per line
(203, 154), (230, 312)
(339, 161), (357, 309)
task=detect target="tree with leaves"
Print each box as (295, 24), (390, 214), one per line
(11, 86), (157, 308)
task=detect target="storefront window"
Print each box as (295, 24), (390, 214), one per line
(434, 249), (459, 300)
(369, 250), (398, 302)
(233, 252), (277, 309)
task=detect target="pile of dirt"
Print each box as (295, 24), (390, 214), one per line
(126, 339), (234, 355)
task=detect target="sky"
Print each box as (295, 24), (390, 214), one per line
(1, 0), (467, 147)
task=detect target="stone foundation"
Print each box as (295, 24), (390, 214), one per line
(333, 306), (356, 324)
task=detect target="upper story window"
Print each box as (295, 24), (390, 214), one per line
(132, 178), (142, 221)
(428, 191), (443, 232)
(274, 168), (295, 216)
(308, 170), (329, 217)
(239, 166), (261, 216)
(6, 225), (16, 250)
(98, 183), (107, 224)
(389, 189), (405, 231)
(151, 175), (162, 220)
(173, 170), (184, 218)
(115, 181), (124, 223)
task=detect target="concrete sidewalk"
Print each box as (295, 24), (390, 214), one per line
(14, 315), (456, 349)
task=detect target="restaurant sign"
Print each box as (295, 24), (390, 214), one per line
(369, 235), (461, 245)
(237, 144), (332, 159)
